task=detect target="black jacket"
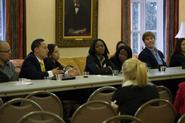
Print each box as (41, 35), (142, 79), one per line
(19, 53), (48, 79)
(112, 84), (159, 115)
(170, 53), (185, 67)
(44, 58), (64, 71)
(110, 56), (122, 72)
(138, 48), (166, 69)
(85, 55), (114, 75)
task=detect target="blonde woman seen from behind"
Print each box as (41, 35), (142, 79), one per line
(111, 58), (159, 115)
(123, 58), (147, 87)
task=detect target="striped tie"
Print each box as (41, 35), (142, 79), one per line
(40, 61), (46, 72)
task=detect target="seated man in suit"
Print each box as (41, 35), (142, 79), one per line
(19, 38), (62, 79)
(138, 31), (166, 69)
(0, 41), (18, 82)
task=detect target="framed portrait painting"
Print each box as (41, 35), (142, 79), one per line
(56, 0), (98, 47)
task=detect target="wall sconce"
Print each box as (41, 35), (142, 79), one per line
(175, 21), (185, 38)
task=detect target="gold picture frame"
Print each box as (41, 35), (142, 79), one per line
(56, 0), (98, 47)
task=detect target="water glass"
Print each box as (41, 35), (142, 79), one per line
(112, 70), (119, 76)
(83, 72), (89, 78)
(159, 66), (166, 72)
(17, 78), (24, 85)
(56, 74), (64, 81)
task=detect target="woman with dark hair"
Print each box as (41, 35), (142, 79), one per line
(85, 39), (114, 75)
(45, 44), (79, 77)
(110, 45), (132, 72)
(170, 38), (185, 67)
(45, 44), (64, 70)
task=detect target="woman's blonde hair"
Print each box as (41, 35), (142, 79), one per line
(122, 58), (148, 86)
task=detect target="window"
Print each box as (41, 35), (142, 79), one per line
(0, 0), (5, 40)
(131, 0), (164, 54)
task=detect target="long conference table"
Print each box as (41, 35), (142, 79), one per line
(0, 67), (185, 97)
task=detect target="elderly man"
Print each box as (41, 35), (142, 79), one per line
(0, 41), (18, 82)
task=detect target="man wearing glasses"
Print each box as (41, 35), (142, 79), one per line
(0, 41), (18, 82)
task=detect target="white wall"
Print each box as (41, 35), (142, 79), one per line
(26, 0), (55, 53)
(179, 0), (185, 22)
(26, 0), (121, 57)
(98, 0), (121, 55)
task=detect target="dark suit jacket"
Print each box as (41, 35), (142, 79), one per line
(44, 58), (64, 71)
(170, 53), (185, 67)
(110, 55), (122, 72)
(19, 53), (48, 79)
(85, 55), (114, 75)
(138, 48), (166, 69)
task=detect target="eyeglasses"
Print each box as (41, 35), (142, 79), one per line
(0, 49), (11, 53)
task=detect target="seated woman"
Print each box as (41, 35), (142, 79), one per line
(110, 45), (132, 72)
(111, 58), (159, 115)
(85, 38), (114, 75)
(45, 44), (82, 120)
(138, 31), (166, 69)
(170, 38), (185, 67)
(45, 44), (79, 78)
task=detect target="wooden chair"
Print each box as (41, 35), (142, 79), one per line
(135, 99), (176, 123)
(87, 86), (117, 103)
(71, 100), (117, 123)
(156, 85), (172, 102)
(103, 115), (143, 123)
(0, 98), (42, 123)
(25, 91), (63, 117)
(17, 111), (65, 123)
(177, 114), (185, 123)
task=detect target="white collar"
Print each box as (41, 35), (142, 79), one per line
(122, 80), (138, 87)
(36, 56), (43, 63)
(75, 8), (79, 14)
(122, 80), (154, 87)
(96, 55), (105, 62)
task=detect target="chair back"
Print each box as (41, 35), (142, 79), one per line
(157, 85), (172, 102)
(17, 111), (65, 123)
(135, 99), (176, 123)
(102, 115), (143, 123)
(0, 98), (3, 106)
(177, 114), (185, 123)
(87, 86), (117, 103)
(71, 100), (117, 123)
(25, 91), (63, 117)
(0, 98), (42, 123)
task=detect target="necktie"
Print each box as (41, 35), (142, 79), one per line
(152, 50), (163, 65)
(40, 61), (46, 72)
